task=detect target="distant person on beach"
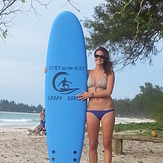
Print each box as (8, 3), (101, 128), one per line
(39, 109), (46, 134)
(77, 47), (115, 163)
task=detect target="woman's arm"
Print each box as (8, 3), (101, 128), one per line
(39, 113), (42, 119)
(44, 67), (47, 73)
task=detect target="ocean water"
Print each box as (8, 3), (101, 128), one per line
(0, 111), (154, 128)
(0, 111), (40, 128)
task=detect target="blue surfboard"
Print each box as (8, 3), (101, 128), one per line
(45, 11), (87, 163)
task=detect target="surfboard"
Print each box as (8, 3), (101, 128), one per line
(45, 11), (87, 163)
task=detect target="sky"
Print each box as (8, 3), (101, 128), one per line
(0, 0), (163, 107)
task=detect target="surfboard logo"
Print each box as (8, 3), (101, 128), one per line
(52, 72), (79, 94)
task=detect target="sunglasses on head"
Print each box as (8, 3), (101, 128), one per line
(94, 54), (105, 59)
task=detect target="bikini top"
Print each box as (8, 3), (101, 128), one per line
(87, 73), (107, 89)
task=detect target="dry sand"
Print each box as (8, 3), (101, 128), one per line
(0, 127), (163, 163)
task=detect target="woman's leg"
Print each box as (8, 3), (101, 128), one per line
(86, 112), (100, 163)
(101, 111), (115, 163)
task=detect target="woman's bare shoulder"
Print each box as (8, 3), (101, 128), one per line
(108, 70), (114, 76)
(88, 70), (93, 76)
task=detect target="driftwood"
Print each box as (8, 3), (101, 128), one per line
(112, 134), (163, 155)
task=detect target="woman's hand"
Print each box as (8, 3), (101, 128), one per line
(44, 67), (47, 73)
(77, 90), (91, 101)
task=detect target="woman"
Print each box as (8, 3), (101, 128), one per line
(77, 47), (115, 163)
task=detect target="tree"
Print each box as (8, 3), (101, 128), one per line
(0, 0), (51, 39)
(0, 99), (43, 112)
(133, 82), (163, 120)
(139, 82), (163, 95)
(113, 82), (163, 121)
(83, 0), (163, 67)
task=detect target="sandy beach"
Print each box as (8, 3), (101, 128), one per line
(0, 126), (163, 163)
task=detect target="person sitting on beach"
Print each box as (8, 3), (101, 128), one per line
(77, 47), (115, 163)
(39, 109), (46, 134)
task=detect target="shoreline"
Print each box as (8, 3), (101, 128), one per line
(0, 125), (36, 130)
(115, 117), (155, 124)
(0, 117), (155, 131)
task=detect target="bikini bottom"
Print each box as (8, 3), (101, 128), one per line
(87, 109), (114, 120)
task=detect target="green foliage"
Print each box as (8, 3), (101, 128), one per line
(3, 30), (7, 38)
(114, 122), (163, 131)
(0, 0), (51, 39)
(114, 122), (163, 138)
(83, 0), (163, 66)
(0, 100), (43, 113)
(114, 82), (163, 122)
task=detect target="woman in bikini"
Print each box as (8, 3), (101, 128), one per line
(77, 47), (115, 163)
